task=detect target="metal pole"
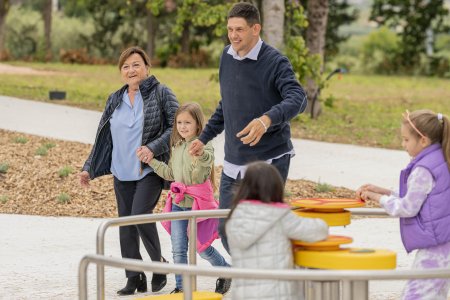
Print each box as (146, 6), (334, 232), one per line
(305, 281), (339, 300)
(79, 256), (89, 300)
(182, 274), (193, 300)
(351, 281), (368, 300)
(96, 222), (108, 300)
(341, 280), (368, 300)
(188, 216), (197, 291)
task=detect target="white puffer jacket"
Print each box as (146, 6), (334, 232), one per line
(226, 201), (328, 300)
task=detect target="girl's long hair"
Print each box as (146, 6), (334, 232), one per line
(226, 161), (285, 222)
(170, 102), (216, 190)
(405, 109), (450, 169)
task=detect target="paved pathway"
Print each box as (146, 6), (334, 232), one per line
(0, 95), (414, 299)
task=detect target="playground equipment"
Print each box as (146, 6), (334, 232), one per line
(79, 208), (450, 300)
(292, 198), (396, 300)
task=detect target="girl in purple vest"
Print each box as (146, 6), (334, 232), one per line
(356, 109), (450, 300)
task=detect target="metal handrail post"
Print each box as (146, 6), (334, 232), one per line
(79, 255), (89, 300)
(188, 216), (197, 291)
(96, 221), (108, 300)
(182, 274), (193, 300)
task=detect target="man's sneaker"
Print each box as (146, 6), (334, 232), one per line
(214, 277), (231, 294)
(170, 287), (182, 294)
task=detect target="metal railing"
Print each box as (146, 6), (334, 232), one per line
(79, 254), (450, 300)
(86, 207), (420, 300)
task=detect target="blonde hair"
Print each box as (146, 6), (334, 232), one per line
(171, 102), (216, 190)
(403, 109), (450, 169)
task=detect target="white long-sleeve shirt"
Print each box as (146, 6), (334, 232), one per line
(380, 166), (435, 218)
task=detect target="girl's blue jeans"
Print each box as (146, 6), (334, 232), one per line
(171, 204), (230, 289)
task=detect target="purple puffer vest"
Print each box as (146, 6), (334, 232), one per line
(399, 143), (450, 253)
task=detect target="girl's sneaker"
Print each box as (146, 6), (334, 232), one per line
(170, 287), (182, 294)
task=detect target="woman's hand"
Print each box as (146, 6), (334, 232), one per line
(136, 146), (154, 164)
(79, 171), (90, 188)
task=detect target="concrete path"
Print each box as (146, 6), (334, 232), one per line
(0, 95), (415, 299)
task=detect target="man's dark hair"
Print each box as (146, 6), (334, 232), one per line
(227, 2), (261, 25)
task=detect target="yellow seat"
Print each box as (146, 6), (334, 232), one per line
(295, 247), (396, 270)
(135, 291), (223, 300)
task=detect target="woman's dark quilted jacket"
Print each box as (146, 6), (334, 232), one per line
(82, 75), (179, 179)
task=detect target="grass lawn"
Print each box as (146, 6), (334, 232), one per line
(1, 62), (449, 149)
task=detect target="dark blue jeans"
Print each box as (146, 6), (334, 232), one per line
(218, 154), (291, 253)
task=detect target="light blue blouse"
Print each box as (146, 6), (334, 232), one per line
(110, 90), (152, 181)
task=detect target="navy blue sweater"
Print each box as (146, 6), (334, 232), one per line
(199, 42), (307, 165)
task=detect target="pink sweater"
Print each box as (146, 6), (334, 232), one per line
(162, 180), (219, 252)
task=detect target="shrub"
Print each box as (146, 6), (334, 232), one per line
(361, 27), (399, 74)
(315, 182), (334, 193)
(35, 147), (48, 156)
(4, 6), (42, 60)
(0, 163), (9, 174)
(167, 49), (212, 68)
(13, 136), (28, 144)
(43, 142), (56, 149)
(58, 166), (73, 178)
(57, 193), (71, 204)
(0, 195), (8, 204)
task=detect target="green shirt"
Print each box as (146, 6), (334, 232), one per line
(149, 137), (214, 207)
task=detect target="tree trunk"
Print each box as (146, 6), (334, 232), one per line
(305, 0), (329, 119)
(262, 0), (285, 50)
(43, 0), (52, 61)
(0, 0), (9, 59)
(146, 8), (157, 59)
(180, 24), (190, 54)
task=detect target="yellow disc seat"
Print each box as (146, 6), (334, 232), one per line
(295, 248), (396, 270)
(135, 291), (223, 300)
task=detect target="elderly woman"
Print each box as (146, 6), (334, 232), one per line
(79, 46), (179, 296)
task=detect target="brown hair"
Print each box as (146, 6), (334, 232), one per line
(171, 102), (216, 190)
(226, 161), (285, 222)
(118, 46), (151, 70)
(227, 2), (261, 26)
(403, 109), (450, 169)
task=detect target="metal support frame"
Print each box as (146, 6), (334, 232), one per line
(85, 208), (428, 300)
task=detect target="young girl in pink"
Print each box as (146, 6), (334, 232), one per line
(226, 161), (328, 300)
(148, 102), (231, 295)
(357, 109), (450, 300)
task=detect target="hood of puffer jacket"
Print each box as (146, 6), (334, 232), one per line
(226, 201), (290, 250)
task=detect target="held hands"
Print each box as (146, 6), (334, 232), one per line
(189, 139), (205, 157)
(237, 115), (271, 146)
(79, 171), (90, 188)
(136, 146), (154, 164)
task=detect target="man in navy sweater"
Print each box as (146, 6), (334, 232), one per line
(190, 2), (307, 252)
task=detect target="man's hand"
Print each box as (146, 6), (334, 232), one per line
(189, 139), (205, 156)
(237, 115), (271, 146)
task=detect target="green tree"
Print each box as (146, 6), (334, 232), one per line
(370, 0), (449, 73)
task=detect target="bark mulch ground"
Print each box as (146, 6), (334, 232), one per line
(0, 129), (378, 218)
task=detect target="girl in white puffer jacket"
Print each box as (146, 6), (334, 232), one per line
(225, 162), (328, 300)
